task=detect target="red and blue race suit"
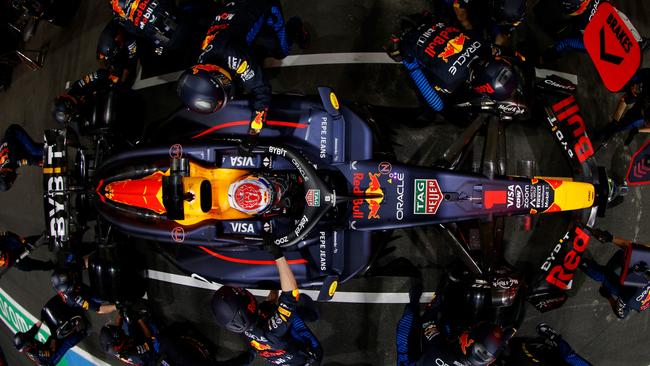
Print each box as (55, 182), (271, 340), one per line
(0, 232), (53, 271)
(440, 0), (522, 43)
(66, 69), (120, 100)
(397, 17), (489, 111)
(110, 0), (178, 50)
(396, 296), (468, 366)
(0, 124), (42, 192)
(596, 68), (650, 143)
(580, 249), (650, 319)
(244, 290), (322, 365)
(58, 283), (104, 313)
(19, 323), (85, 366)
(507, 336), (593, 366)
(536, 0), (611, 56)
(197, 0), (294, 112)
(113, 318), (159, 365)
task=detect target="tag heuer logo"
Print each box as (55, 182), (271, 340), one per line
(414, 179), (443, 215)
(305, 189), (321, 207)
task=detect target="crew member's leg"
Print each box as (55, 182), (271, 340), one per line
(537, 323), (593, 366)
(289, 315), (323, 363)
(253, 0), (308, 60)
(556, 338), (593, 366)
(579, 258), (622, 297)
(396, 304), (417, 366)
(49, 331), (87, 365)
(4, 124), (43, 164)
(396, 282), (424, 365)
(596, 107), (644, 144)
(15, 257), (55, 272)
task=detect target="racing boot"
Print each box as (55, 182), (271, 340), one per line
(613, 297), (629, 319)
(536, 323), (560, 346)
(286, 17), (310, 50)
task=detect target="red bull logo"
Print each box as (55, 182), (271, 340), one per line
(0, 145), (9, 166)
(639, 290), (650, 310)
(111, 0), (127, 18)
(351, 172), (384, 220)
(459, 333), (475, 355)
(250, 340), (271, 351)
(438, 34), (467, 63)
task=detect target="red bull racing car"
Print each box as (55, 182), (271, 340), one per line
(43, 84), (602, 299)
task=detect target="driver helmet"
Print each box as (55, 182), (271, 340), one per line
(99, 324), (126, 355)
(52, 94), (79, 124)
(561, 0), (591, 15)
(490, 0), (526, 28)
(14, 331), (31, 352)
(211, 286), (258, 333)
(471, 58), (519, 101)
(177, 64), (234, 114)
(97, 20), (127, 63)
(50, 269), (76, 293)
(460, 322), (506, 366)
(228, 176), (276, 215)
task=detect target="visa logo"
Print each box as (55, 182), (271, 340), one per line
(229, 156), (255, 167)
(230, 222), (254, 233)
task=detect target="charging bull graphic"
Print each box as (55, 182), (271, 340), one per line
(352, 172), (384, 220)
(438, 34), (467, 63)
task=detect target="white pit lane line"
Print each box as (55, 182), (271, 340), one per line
(147, 269), (436, 304)
(132, 52), (397, 90)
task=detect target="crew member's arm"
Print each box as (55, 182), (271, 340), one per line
(402, 58), (444, 112)
(117, 37), (139, 83)
(611, 236), (633, 249)
(72, 288), (116, 314)
(266, 289), (280, 303)
(277, 257), (299, 292)
(98, 304), (117, 314)
(25, 321), (42, 340)
(228, 46), (271, 137)
(452, 1), (473, 30)
(639, 120), (650, 133)
(67, 69), (115, 100)
(137, 319), (154, 339)
(612, 95), (629, 122)
(261, 239), (300, 337)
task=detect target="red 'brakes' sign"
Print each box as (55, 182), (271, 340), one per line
(584, 2), (641, 92)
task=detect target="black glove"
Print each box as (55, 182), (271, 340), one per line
(624, 128), (639, 145)
(262, 237), (283, 260)
(238, 134), (257, 156)
(589, 228), (614, 243)
(384, 35), (403, 62)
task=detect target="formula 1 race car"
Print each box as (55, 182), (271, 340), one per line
(42, 80), (602, 299)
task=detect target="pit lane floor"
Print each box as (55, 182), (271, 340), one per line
(0, 0), (649, 365)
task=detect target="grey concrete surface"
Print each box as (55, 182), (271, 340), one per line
(0, 0), (648, 365)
